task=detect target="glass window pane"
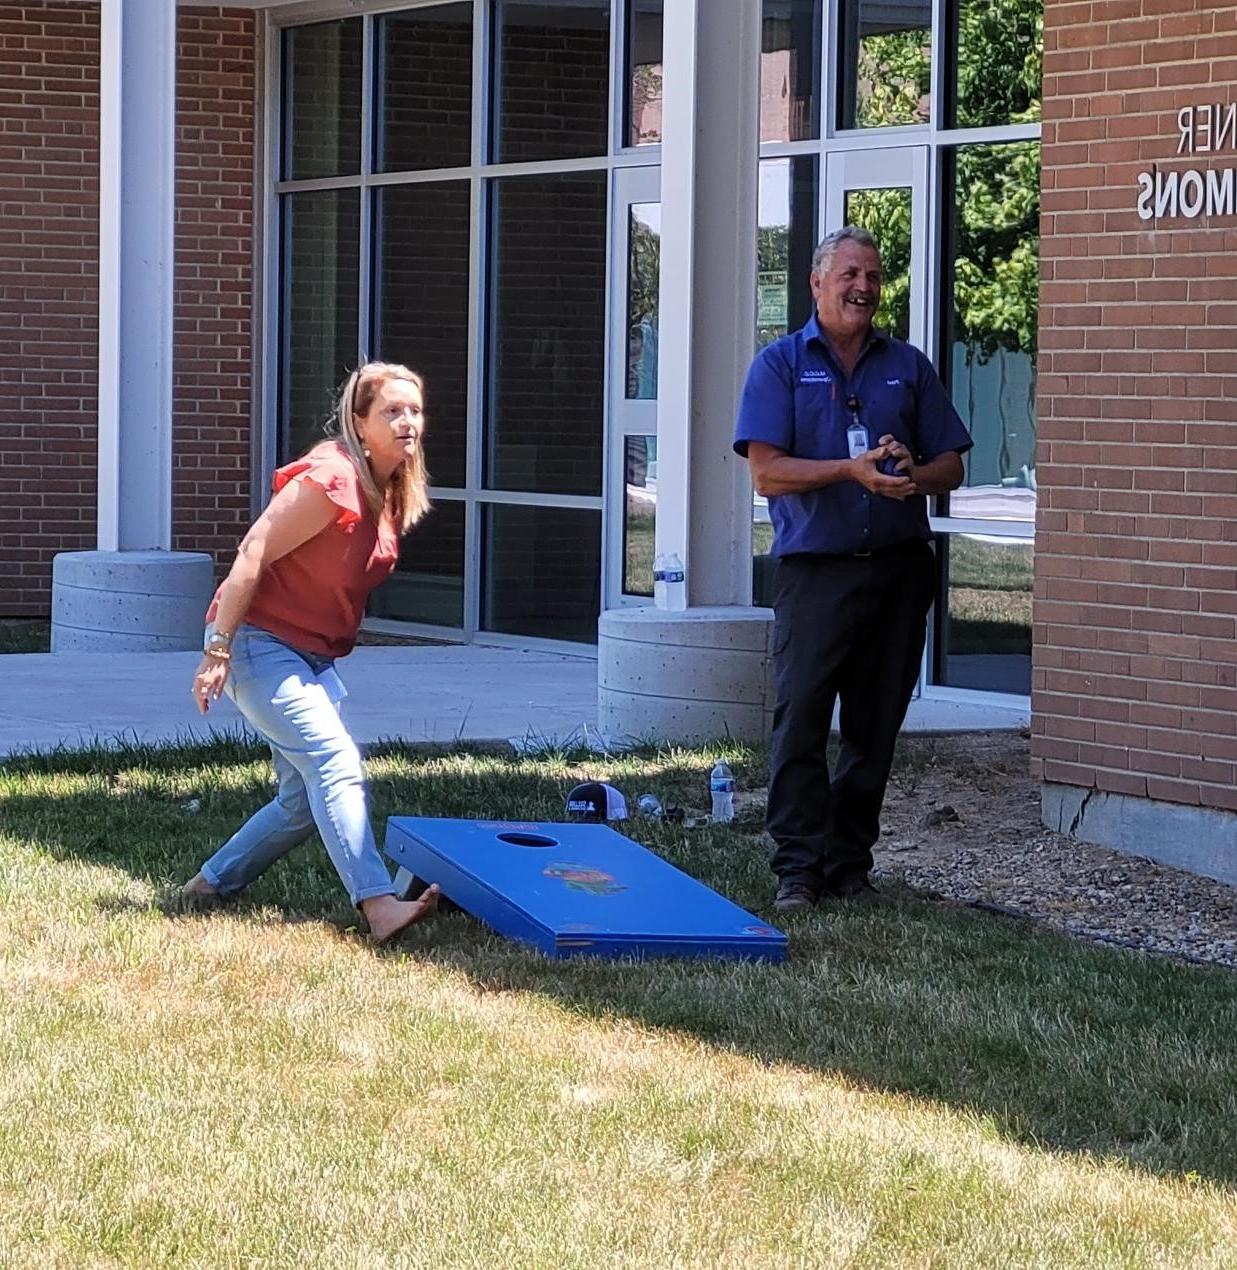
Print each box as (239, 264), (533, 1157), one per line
(761, 0), (821, 142)
(839, 0), (931, 130)
(373, 182), (471, 489)
(757, 155), (818, 350)
(843, 187), (911, 342)
(627, 0), (663, 146)
(493, 1), (610, 162)
(953, 0), (1042, 128)
(376, 4), (473, 173)
(935, 535), (1032, 694)
(281, 20), (362, 180)
(368, 499), (466, 628)
(484, 504), (601, 643)
(753, 156), (816, 605)
(623, 436), (656, 597)
(626, 203), (660, 399)
(487, 173), (608, 496)
(281, 190), (360, 460)
(942, 141), (1039, 523)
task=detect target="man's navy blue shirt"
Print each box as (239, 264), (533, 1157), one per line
(734, 315), (972, 557)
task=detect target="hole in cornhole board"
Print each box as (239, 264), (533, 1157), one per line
(496, 832), (558, 848)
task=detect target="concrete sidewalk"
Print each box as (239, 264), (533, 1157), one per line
(0, 644), (1028, 758)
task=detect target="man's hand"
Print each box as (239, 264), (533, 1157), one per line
(877, 434), (914, 476)
(878, 440), (965, 497)
(850, 446), (918, 500)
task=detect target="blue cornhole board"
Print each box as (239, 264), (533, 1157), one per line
(383, 817), (787, 963)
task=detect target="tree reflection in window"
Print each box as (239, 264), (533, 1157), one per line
(756, 156), (817, 349)
(840, 0), (931, 130)
(954, 0), (1042, 128)
(946, 140), (1041, 515)
(842, 188), (911, 342)
(626, 204), (660, 399)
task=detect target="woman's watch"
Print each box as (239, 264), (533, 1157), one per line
(205, 630), (234, 661)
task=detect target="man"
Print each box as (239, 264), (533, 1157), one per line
(734, 226), (972, 913)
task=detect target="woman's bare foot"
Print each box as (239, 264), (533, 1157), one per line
(181, 871), (220, 902)
(362, 884), (441, 944)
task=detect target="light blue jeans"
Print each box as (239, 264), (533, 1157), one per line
(199, 623), (397, 907)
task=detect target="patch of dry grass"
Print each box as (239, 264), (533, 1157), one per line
(1, 739), (1236, 1267)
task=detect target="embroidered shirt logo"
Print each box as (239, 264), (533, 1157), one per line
(886, 378), (902, 386)
(799, 369), (832, 384)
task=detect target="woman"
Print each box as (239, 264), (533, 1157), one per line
(182, 362), (441, 942)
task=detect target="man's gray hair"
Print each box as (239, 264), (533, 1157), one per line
(811, 225), (878, 274)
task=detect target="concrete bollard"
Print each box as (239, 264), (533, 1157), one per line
(51, 549), (216, 652)
(597, 605), (776, 745)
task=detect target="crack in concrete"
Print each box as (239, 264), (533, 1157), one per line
(1067, 786), (1098, 838)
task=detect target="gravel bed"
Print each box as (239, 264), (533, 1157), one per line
(881, 831), (1237, 970)
(753, 732), (1237, 971)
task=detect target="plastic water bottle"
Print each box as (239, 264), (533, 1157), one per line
(653, 553), (668, 608)
(663, 552), (687, 611)
(709, 761), (736, 823)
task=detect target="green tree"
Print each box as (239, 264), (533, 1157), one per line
(953, 140), (1040, 361)
(855, 29), (930, 128)
(627, 215), (660, 331)
(846, 0), (1042, 362)
(951, 0), (1042, 361)
(956, 0), (1042, 126)
(845, 188), (912, 340)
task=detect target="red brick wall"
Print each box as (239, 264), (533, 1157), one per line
(0, 2), (99, 614)
(172, 7), (256, 570)
(0, 4), (256, 616)
(1033, 0), (1237, 815)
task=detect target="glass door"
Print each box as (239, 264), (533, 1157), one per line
(605, 165), (661, 608)
(822, 145), (930, 351)
(824, 145), (936, 693)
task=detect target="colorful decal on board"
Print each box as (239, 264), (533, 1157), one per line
(742, 925), (778, 937)
(543, 862), (627, 896)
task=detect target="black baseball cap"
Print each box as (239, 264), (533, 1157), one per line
(564, 782), (628, 822)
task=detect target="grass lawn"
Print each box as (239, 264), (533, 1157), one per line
(2, 736), (1237, 1267)
(0, 619), (50, 654)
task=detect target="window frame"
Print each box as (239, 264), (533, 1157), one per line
(264, 0), (658, 650)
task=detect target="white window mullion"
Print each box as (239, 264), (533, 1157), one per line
(357, 14), (374, 362)
(462, 0), (490, 637)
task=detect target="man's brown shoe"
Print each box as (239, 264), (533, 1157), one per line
(828, 877), (893, 905)
(773, 880), (819, 913)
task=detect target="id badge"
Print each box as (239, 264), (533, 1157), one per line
(846, 422), (869, 460)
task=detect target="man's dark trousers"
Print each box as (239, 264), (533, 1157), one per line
(766, 540), (936, 894)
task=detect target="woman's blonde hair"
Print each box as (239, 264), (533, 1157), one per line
(331, 362), (431, 533)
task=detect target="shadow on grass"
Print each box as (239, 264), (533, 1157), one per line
(4, 735), (1237, 1188)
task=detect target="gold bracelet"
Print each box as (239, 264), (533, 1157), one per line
(205, 646), (232, 662)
